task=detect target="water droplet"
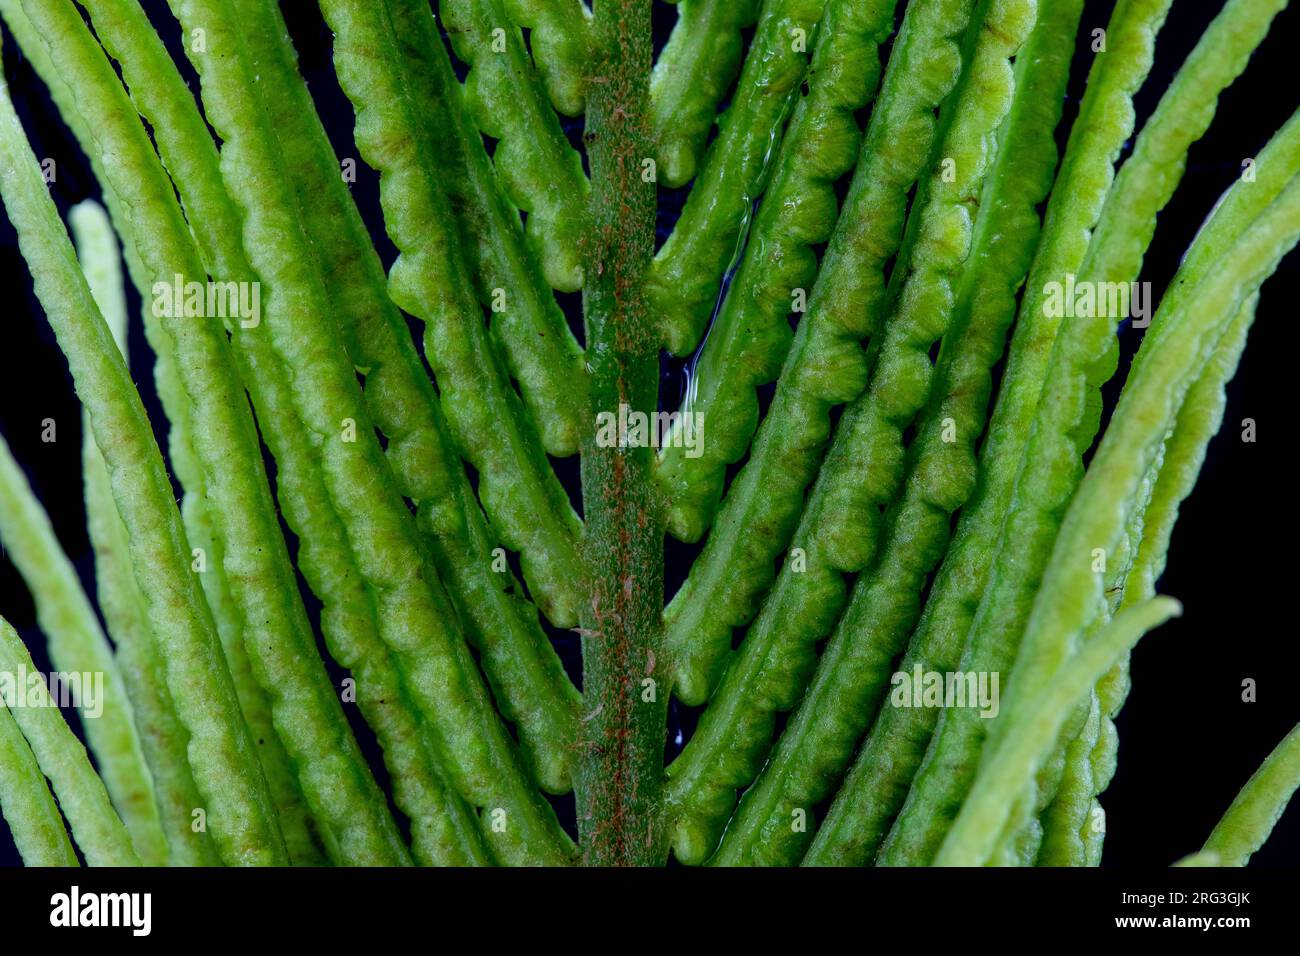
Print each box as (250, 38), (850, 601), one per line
(680, 87), (799, 415)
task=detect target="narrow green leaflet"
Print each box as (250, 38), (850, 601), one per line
(75, 0), (488, 862)
(442, 0), (590, 291)
(234, 0), (585, 632)
(651, 0), (762, 187)
(168, 0), (574, 864)
(936, 598), (1181, 866)
(319, 0), (581, 794)
(648, 0), (829, 355)
(501, 0), (593, 115)
(984, 175), (1300, 865)
(0, 619), (139, 866)
(23, 0), (407, 866)
(1040, 292), (1259, 866)
(0, 199), (163, 868)
(1, 0), (319, 863)
(998, 0), (1288, 866)
(0, 666), (78, 866)
(0, 42), (287, 866)
(880, 0), (1175, 865)
(663, 0), (980, 706)
(0, 433), (164, 865)
(705, 0), (1036, 867)
(72, 199), (219, 866)
(654, 0), (898, 543)
(807, 0), (1085, 867)
(1200, 724), (1300, 867)
(387, 6), (587, 459)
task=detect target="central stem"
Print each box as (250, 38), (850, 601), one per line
(577, 0), (666, 866)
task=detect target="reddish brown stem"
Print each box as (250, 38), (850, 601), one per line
(575, 0), (667, 866)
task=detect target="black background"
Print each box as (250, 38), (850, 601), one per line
(0, 0), (1296, 868)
